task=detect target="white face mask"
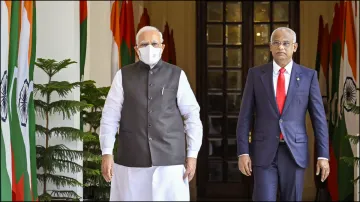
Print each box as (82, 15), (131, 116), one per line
(138, 45), (162, 66)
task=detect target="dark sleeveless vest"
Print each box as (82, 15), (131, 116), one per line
(115, 60), (186, 167)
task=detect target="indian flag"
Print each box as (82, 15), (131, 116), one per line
(328, 1), (358, 201)
(328, 2), (348, 201)
(337, 1), (359, 200)
(8, 1), (37, 201)
(1, 1), (13, 200)
(110, 0), (121, 80)
(354, 1), (359, 200)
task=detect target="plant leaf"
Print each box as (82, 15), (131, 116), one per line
(36, 124), (48, 136)
(49, 127), (91, 141)
(34, 99), (48, 118)
(37, 173), (83, 188)
(340, 156), (360, 167)
(35, 58), (77, 77)
(48, 100), (92, 119)
(34, 80), (95, 98)
(48, 190), (80, 200)
(345, 134), (360, 144)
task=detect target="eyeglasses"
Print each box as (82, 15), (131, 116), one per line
(137, 42), (162, 48)
(270, 41), (294, 48)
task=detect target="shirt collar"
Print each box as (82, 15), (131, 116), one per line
(273, 59), (293, 74)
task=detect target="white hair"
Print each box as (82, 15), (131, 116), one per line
(136, 26), (163, 45)
(270, 27), (296, 43)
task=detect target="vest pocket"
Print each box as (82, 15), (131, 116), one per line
(162, 88), (177, 109)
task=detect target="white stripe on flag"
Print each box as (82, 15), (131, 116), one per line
(16, 0), (32, 188)
(1, 0), (12, 187)
(110, 1), (120, 82)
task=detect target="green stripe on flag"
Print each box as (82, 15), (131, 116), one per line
(29, 2), (38, 200)
(329, 40), (342, 142)
(80, 19), (87, 80)
(80, 1), (87, 132)
(120, 39), (134, 67)
(0, 131), (12, 201)
(7, 2), (20, 87)
(8, 1), (31, 200)
(7, 0), (21, 199)
(336, 117), (354, 201)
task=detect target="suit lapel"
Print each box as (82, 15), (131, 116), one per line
(282, 62), (302, 115)
(260, 63), (280, 116)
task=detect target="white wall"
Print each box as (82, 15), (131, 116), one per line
(85, 1), (112, 87)
(35, 1), (82, 198)
(85, 1), (144, 87)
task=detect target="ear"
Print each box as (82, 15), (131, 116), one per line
(134, 46), (140, 58)
(293, 43), (298, 52)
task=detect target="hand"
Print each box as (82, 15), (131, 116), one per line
(316, 159), (330, 182)
(101, 154), (114, 182)
(183, 157), (197, 182)
(238, 155), (252, 176)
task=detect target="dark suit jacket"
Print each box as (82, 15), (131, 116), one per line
(236, 62), (329, 168)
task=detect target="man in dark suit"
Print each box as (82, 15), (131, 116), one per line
(236, 27), (330, 201)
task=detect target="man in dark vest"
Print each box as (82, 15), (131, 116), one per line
(99, 26), (203, 201)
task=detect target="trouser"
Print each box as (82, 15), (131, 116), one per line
(252, 143), (305, 201)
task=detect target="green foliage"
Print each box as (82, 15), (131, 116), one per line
(34, 58), (93, 201)
(346, 103), (359, 115)
(341, 88), (359, 184)
(345, 134), (360, 145)
(81, 82), (112, 200)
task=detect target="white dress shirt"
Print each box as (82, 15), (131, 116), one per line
(240, 60), (327, 160)
(272, 59), (292, 96)
(99, 64), (203, 158)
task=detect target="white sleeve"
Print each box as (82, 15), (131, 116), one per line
(99, 70), (124, 155)
(177, 70), (203, 158)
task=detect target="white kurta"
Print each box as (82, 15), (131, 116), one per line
(110, 164), (189, 201)
(99, 62), (203, 201)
